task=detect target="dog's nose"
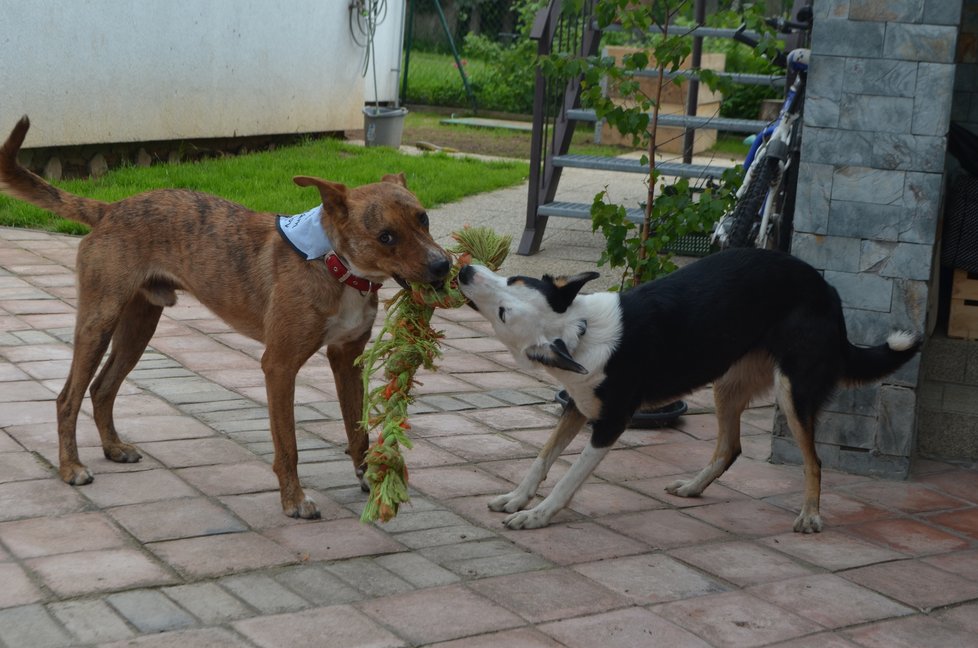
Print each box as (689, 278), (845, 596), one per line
(458, 264), (475, 284)
(429, 258), (451, 280)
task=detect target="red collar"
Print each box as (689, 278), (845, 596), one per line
(324, 252), (382, 293)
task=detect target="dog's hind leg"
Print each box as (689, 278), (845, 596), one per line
(326, 331), (372, 492)
(775, 370), (824, 533)
(88, 294), (163, 465)
(666, 352), (774, 498)
(489, 403), (587, 514)
(57, 294), (128, 485)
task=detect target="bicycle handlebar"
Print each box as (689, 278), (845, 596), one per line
(732, 6), (812, 69)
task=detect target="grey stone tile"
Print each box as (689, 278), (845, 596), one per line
(849, 0), (924, 23)
(812, 18), (885, 57)
(273, 565), (363, 606)
(828, 200), (914, 242)
(106, 589), (197, 634)
(924, 0), (964, 25)
(324, 558), (416, 597)
(839, 94), (914, 134)
(0, 604), (72, 648)
(219, 573), (309, 614)
(792, 162), (833, 235)
(824, 270), (894, 312)
(879, 385), (918, 455)
(832, 166), (906, 205)
(802, 127), (874, 166)
(162, 582), (253, 624)
(375, 552), (462, 588)
(48, 599), (134, 644)
(913, 63), (956, 135)
(883, 23), (958, 62)
(843, 58), (919, 97)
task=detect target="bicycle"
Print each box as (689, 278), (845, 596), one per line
(711, 7), (813, 251)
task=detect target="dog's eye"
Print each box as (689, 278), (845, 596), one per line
(378, 231), (395, 245)
(498, 306), (506, 323)
(419, 212), (429, 228)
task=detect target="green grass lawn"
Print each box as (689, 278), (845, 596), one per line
(0, 137), (529, 235)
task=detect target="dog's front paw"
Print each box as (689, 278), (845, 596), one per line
(793, 511), (823, 534)
(60, 463), (94, 486)
(103, 442), (142, 464)
(502, 508), (552, 530)
(664, 479), (703, 498)
(284, 496), (321, 520)
(488, 490), (531, 513)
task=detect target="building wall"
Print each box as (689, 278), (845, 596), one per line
(0, 1), (378, 147)
(772, 0), (962, 477)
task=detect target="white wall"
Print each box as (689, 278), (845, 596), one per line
(362, 0), (407, 105)
(0, 1), (374, 147)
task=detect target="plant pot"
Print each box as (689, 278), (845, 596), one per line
(554, 389), (687, 429)
(363, 106), (408, 148)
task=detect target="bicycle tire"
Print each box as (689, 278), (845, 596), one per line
(726, 155), (780, 248)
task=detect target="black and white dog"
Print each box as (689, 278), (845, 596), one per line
(458, 248), (920, 533)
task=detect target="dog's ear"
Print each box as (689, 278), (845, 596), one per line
(381, 172), (408, 188)
(526, 338), (587, 374)
(548, 271), (600, 313)
(293, 176), (349, 214)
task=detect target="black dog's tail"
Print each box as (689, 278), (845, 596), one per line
(843, 331), (921, 385)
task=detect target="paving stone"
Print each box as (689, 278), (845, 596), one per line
(374, 552), (461, 588)
(393, 523), (498, 549)
(27, 547), (177, 597)
(79, 468), (200, 508)
(470, 568), (630, 623)
(147, 531), (297, 578)
(357, 584), (523, 645)
(139, 437), (258, 468)
(842, 559), (978, 611)
(99, 626), (252, 648)
(541, 606), (710, 648)
(219, 573), (310, 614)
(0, 562), (43, 608)
(108, 496), (247, 542)
(0, 511), (128, 558)
(655, 591), (822, 647)
(0, 478), (88, 522)
(843, 614), (978, 648)
(233, 604), (405, 648)
(272, 565), (363, 606)
(758, 530), (906, 571)
(163, 582), (253, 624)
(748, 574), (913, 629)
(176, 460), (280, 496)
(106, 588), (196, 634)
(323, 558), (416, 597)
(263, 518), (404, 562)
(48, 599), (134, 644)
(0, 603), (72, 648)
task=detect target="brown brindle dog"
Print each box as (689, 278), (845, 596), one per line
(0, 116), (451, 519)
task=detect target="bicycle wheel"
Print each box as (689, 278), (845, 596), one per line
(726, 155), (780, 248)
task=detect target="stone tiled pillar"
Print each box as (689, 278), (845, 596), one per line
(771, 0), (963, 477)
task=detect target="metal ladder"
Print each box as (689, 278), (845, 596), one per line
(518, 0), (783, 255)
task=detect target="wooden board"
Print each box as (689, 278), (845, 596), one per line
(948, 269), (978, 340)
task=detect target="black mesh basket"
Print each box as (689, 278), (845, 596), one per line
(942, 175), (978, 275)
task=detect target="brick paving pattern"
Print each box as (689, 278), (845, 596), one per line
(1, 226), (976, 647)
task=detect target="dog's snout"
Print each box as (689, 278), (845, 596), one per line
(429, 257), (451, 280)
(458, 263), (475, 285)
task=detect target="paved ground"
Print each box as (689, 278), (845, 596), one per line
(1, 165), (978, 648)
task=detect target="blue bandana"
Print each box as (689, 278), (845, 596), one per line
(277, 205), (331, 260)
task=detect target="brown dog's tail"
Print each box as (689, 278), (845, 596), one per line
(0, 116), (107, 227)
